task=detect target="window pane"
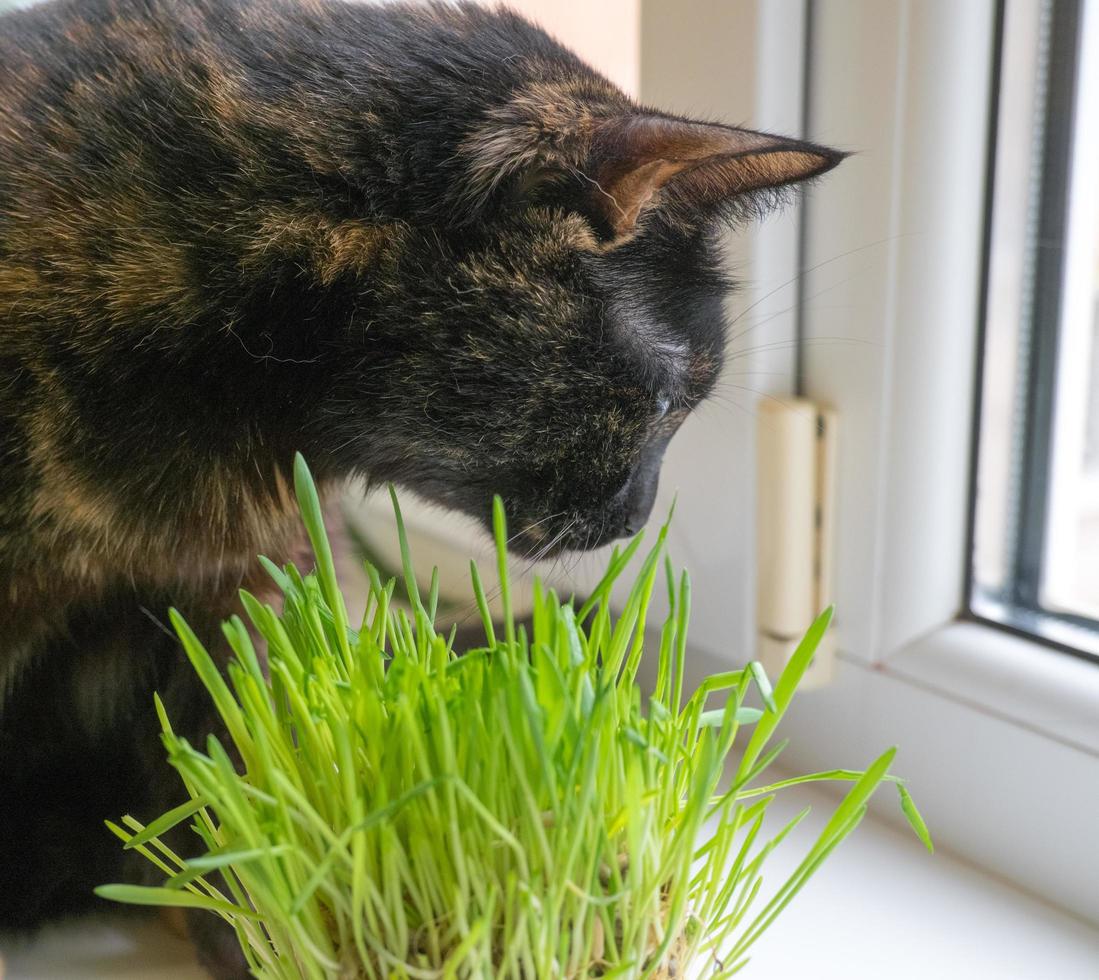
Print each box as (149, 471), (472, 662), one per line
(970, 0), (1045, 604)
(970, 0), (1099, 658)
(1042, 180), (1099, 619)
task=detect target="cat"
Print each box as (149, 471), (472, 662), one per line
(0, 0), (842, 974)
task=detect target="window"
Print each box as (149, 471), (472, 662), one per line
(969, 0), (1099, 660)
(772, 0), (1099, 927)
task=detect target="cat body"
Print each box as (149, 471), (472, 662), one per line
(0, 0), (839, 973)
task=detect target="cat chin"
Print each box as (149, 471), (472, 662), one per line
(501, 516), (629, 560)
(377, 481), (610, 556)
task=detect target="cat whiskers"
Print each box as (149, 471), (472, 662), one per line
(463, 516), (581, 620)
(723, 233), (911, 351)
(521, 517), (580, 570)
(505, 510), (567, 549)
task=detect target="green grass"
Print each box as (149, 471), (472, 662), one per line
(97, 454), (931, 978)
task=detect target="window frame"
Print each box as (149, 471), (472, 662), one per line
(714, 0), (1099, 925)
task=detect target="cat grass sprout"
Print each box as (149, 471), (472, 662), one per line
(96, 455), (931, 978)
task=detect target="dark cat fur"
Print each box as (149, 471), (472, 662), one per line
(0, 0), (841, 973)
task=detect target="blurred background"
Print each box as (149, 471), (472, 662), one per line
(3, 0), (1099, 977)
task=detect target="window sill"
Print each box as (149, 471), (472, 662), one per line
(1, 916), (205, 979)
(745, 620), (1099, 926)
(746, 782), (1099, 978)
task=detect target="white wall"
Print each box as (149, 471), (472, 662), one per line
(506, 0), (641, 96)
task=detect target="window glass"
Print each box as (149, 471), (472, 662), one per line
(970, 0), (1099, 658)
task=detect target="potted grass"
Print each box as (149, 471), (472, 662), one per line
(97, 455), (931, 978)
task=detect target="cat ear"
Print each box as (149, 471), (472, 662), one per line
(581, 116), (845, 240)
(460, 104), (844, 242)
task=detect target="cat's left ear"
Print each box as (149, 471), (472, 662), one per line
(461, 106), (845, 243)
(577, 116), (845, 241)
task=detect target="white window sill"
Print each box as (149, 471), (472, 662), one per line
(747, 782), (1099, 979)
(754, 627), (1099, 924)
(1, 917), (205, 979)
(4, 782), (1097, 979)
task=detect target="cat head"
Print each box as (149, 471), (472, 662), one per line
(292, 15), (843, 557)
(316, 103), (841, 557)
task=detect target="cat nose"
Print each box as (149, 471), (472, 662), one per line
(622, 474), (659, 535)
(617, 437), (671, 536)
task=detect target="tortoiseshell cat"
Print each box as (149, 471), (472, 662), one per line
(0, 0), (841, 973)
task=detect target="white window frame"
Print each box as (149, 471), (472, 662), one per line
(750, 0), (1099, 924)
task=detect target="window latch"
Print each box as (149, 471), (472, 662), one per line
(756, 397), (837, 687)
